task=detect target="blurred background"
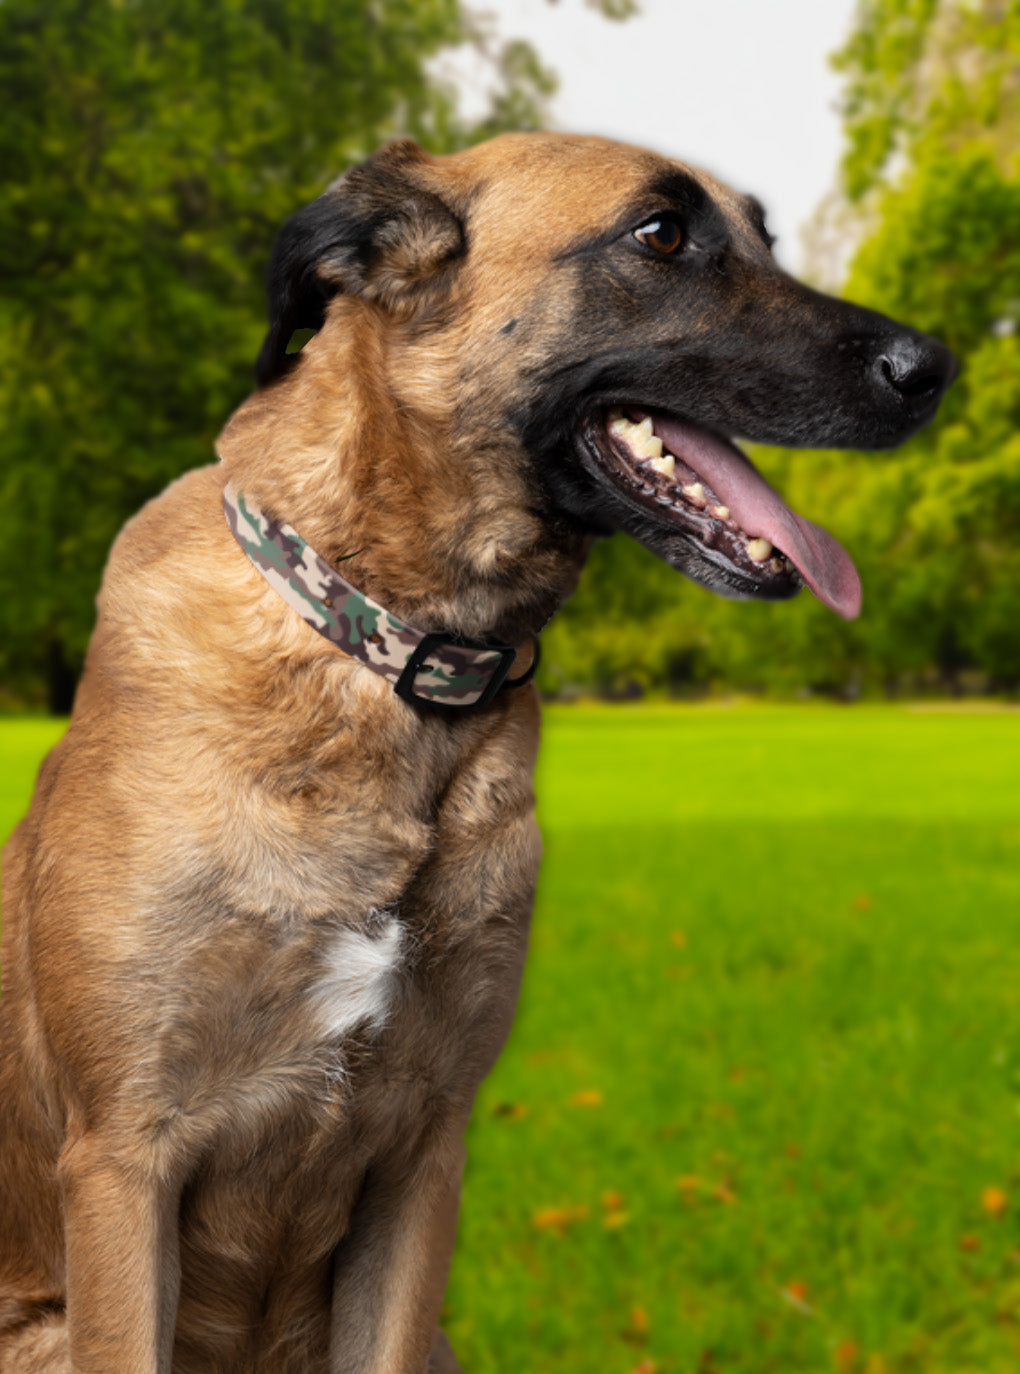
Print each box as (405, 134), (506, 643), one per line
(1, 0), (1018, 710)
(2, 5), (1020, 1373)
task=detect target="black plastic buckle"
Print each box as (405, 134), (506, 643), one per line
(394, 632), (519, 710)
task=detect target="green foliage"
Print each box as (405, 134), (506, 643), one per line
(831, 0), (941, 202)
(833, 0), (1020, 201)
(0, 0), (556, 706)
(829, 3), (1020, 691)
(583, 0), (640, 17)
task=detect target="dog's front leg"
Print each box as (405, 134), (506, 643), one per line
(329, 1132), (466, 1374)
(58, 1133), (179, 1373)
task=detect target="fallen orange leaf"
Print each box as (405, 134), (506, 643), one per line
(713, 1182), (736, 1205)
(779, 1279), (814, 1315)
(835, 1339), (859, 1370)
(602, 1190), (625, 1210)
(630, 1361), (657, 1374)
(628, 1305), (650, 1339)
(982, 1186), (1008, 1216)
(532, 1205), (588, 1234)
(570, 1089), (604, 1107)
(603, 1209), (630, 1230)
(669, 931), (688, 949)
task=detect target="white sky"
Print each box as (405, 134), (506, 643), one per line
(459, 0), (860, 272)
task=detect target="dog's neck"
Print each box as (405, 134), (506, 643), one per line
(216, 305), (590, 647)
(221, 480), (539, 708)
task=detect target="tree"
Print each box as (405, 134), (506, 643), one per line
(827, 0), (1020, 690)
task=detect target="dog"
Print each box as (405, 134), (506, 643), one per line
(0, 132), (955, 1372)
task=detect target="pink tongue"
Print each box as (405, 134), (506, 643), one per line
(651, 415), (862, 620)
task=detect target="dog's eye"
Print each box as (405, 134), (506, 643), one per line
(633, 216), (685, 255)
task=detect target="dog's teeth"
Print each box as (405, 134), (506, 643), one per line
(768, 555), (784, 573)
(747, 537), (773, 562)
(711, 504), (730, 521)
(633, 434), (664, 459)
(629, 421), (663, 459)
(607, 412), (666, 460)
(682, 482), (706, 507)
(648, 453), (674, 478)
(609, 412), (662, 457)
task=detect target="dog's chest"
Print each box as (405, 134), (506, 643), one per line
(174, 732), (538, 1131)
(306, 913), (404, 1045)
(163, 879), (524, 1149)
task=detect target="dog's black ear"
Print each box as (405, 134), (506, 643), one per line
(256, 140), (465, 387)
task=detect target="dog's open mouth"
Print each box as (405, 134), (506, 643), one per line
(585, 408), (862, 620)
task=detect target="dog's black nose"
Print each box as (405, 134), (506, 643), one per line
(872, 334), (958, 411)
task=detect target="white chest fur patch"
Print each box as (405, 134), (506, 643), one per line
(312, 915), (403, 1043)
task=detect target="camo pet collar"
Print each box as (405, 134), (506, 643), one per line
(222, 481), (538, 709)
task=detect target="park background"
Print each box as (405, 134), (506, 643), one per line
(2, 2), (1020, 1371)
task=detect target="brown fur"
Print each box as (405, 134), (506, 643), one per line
(0, 132), (954, 1372)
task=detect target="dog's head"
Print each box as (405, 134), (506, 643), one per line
(256, 134), (957, 621)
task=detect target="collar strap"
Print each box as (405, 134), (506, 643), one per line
(222, 481), (538, 709)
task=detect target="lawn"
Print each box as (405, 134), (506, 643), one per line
(3, 705), (1020, 1373)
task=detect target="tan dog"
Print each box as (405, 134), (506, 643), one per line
(0, 133), (954, 1372)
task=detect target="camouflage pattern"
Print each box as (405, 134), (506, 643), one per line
(222, 481), (514, 707)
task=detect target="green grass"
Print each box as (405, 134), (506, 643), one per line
(3, 706), (1020, 1372)
(0, 718), (66, 836)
